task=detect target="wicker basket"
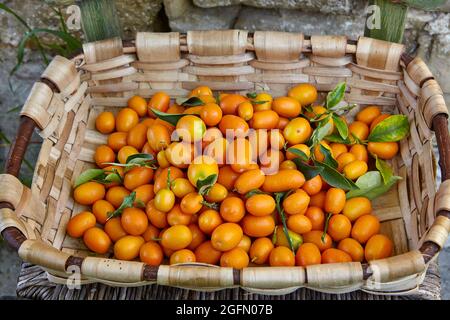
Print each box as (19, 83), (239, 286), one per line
(1, 30), (450, 297)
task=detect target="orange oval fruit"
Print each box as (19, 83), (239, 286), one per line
(205, 183), (228, 203)
(249, 237), (274, 265)
(262, 169), (305, 193)
(127, 123), (148, 150)
(104, 217), (127, 242)
(305, 206), (325, 230)
(220, 247), (249, 269)
(283, 117), (312, 145)
(124, 166), (154, 190)
(200, 102), (223, 126)
(337, 238), (364, 262)
(351, 214), (380, 244)
(356, 106), (381, 125)
(175, 115), (206, 142)
(349, 144), (368, 163)
(114, 235), (145, 261)
(74, 182), (106, 206)
(66, 211), (96, 238)
(140, 241), (164, 266)
(272, 96), (301, 118)
(148, 92), (170, 116)
(302, 175), (323, 196)
(127, 95), (147, 117)
(187, 156), (219, 187)
(220, 94), (247, 115)
(219, 115), (249, 137)
(121, 207), (148, 236)
(116, 108), (139, 133)
(170, 249), (196, 265)
(303, 230), (332, 252)
(161, 225), (193, 250)
(324, 188), (346, 215)
(146, 200), (168, 229)
(367, 142), (399, 160)
(364, 234), (393, 261)
(343, 160), (368, 180)
(220, 196), (245, 222)
(107, 132), (128, 152)
(343, 197), (372, 222)
(117, 145), (139, 164)
(92, 200), (115, 224)
(194, 240), (222, 265)
(241, 215), (275, 237)
(336, 152), (357, 172)
(180, 192), (203, 215)
(283, 189), (310, 215)
(295, 243), (321, 266)
(147, 123), (171, 151)
(198, 209), (223, 235)
(83, 227), (111, 254)
(246, 194), (276, 216)
(187, 224), (206, 251)
(96, 111), (115, 134)
(269, 246), (295, 267)
(217, 166), (240, 190)
(349, 121), (369, 141)
(288, 83), (317, 106)
(250, 110), (280, 129)
(328, 214), (352, 242)
(105, 186), (130, 208)
(211, 223), (243, 251)
(287, 214), (312, 234)
(237, 101), (254, 121)
(321, 248), (352, 264)
(133, 184), (155, 205)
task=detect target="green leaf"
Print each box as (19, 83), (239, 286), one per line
(197, 174), (218, 196)
(104, 171), (122, 184)
(286, 147), (309, 162)
(151, 108), (187, 126)
(201, 200), (219, 211)
(251, 100), (269, 105)
(274, 192), (295, 253)
(74, 169), (105, 188)
(368, 115), (410, 142)
(177, 96), (204, 107)
(326, 82), (346, 109)
(346, 171), (401, 200)
(126, 153), (155, 166)
(375, 157), (393, 185)
(324, 133), (352, 144)
(332, 114), (349, 139)
(319, 144), (338, 169)
(292, 159), (324, 180)
(244, 189), (268, 198)
(107, 192), (136, 220)
(246, 92), (257, 99)
(314, 160), (359, 191)
(309, 119), (333, 147)
(322, 213), (333, 242)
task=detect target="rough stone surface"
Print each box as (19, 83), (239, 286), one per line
(234, 7), (365, 39)
(0, 241), (22, 298)
(194, 0), (354, 14)
(168, 5), (241, 32)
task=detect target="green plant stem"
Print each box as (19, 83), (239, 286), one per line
(78, 0), (122, 42)
(365, 0), (408, 43)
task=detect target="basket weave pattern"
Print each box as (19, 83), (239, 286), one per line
(1, 30), (450, 296)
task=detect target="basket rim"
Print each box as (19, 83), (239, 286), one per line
(1, 31), (450, 294)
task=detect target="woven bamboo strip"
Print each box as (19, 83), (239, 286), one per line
(241, 267), (305, 289)
(423, 215), (450, 248)
(18, 239), (70, 272)
(368, 251), (425, 283)
(41, 55), (78, 93)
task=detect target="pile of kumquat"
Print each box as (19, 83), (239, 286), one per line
(67, 82), (410, 268)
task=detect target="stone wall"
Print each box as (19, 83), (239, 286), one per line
(1, 0), (450, 177)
